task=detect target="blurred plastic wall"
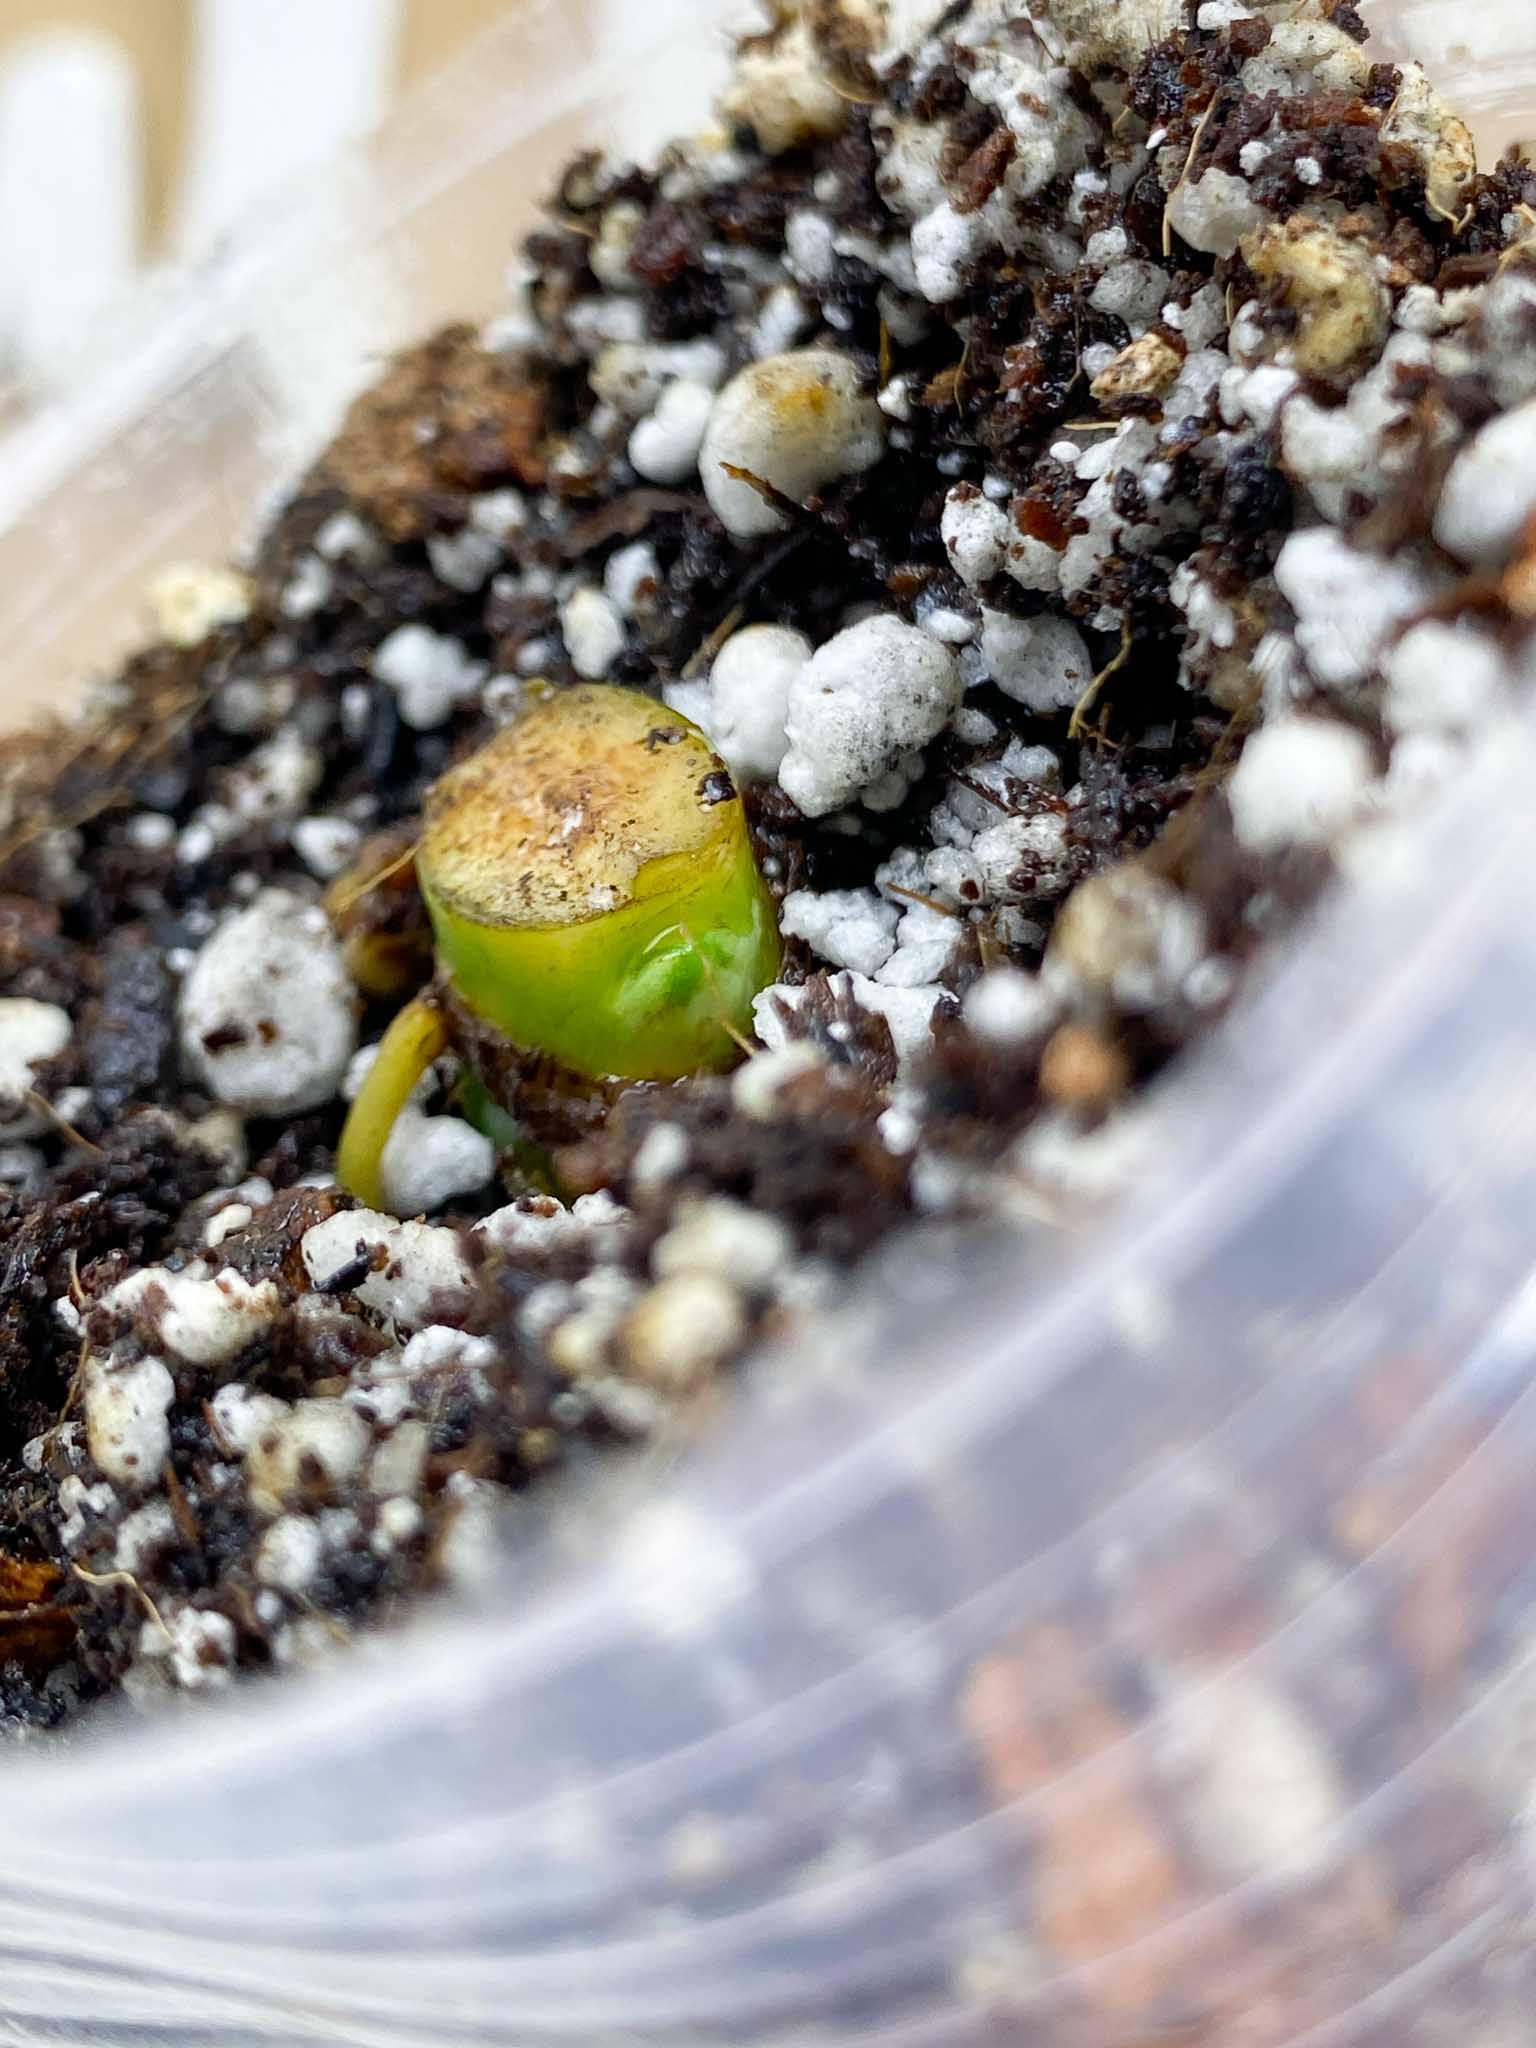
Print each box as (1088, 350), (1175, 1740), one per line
(0, 0), (523, 411)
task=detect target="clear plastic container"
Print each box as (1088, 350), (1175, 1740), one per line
(2, 3), (1536, 2042)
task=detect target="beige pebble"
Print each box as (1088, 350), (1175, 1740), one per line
(621, 1274), (747, 1395)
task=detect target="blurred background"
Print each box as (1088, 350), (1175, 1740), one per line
(0, 0), (1526, 437)
(0, 0), (519, 420)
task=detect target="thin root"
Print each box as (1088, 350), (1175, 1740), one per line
(684, 924), (760, 1059)
(25, 1090), (104, 1157)
(1068, 622), (1134, 741)
(72, 1563), (173, 1644)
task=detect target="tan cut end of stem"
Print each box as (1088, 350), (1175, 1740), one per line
(419, 685), (725, 929)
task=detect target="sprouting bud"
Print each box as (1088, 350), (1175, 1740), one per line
(417, 683), (779, 1081)
(337, 684), (779, 1210)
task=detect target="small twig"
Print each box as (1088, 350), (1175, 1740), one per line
(718, 461), (806, 526)
(203, 1396), (236, 1459)
(296, 1593), (354, 1647)
(883, 882), (960, 917)
(681, 604), (746, 680)
(0, 677), (217, 871)
(823, 72), (882, 106)
(1029, 11), (1063, 65)
(1163, 95), (1222, 259)
(1068, 621), (1135, 740)
(954, 327), (977, 408)
(162, 1461), (201, 1550)
(327, 838), (419, 915)
(55, 1337), (90, 1427)
(680, 531), (809, 676)
(949, 770), (1016, 817)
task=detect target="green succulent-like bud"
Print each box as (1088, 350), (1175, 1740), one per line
(337, 683), (779, 1210)
(420, 683), (778, 1078)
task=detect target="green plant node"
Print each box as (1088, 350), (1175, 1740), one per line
(336, 683), (779, 1209)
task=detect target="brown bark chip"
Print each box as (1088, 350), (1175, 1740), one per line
(315, 326), (550, 539)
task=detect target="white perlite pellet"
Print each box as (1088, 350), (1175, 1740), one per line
(152, 1606), (238, 1691)
(700, 350), (884, 538)
(629, 379), (715, 484)
(1382, 620), (1509, 735)
(717, 18), (846, 156)
(652, 1197), (793, 1292)
(245, 1400), (371, 1518)
(631, 1122), (689, 1189)
(622, 1274), (747, 1392)
(179, 891), (356, 1116)
(300, 1210), (474, 1331)
(1165, 168), (1265, 257)
(147, 563), (252, 648)
(114, 1500), (177, 1576)
(370, 1425), (430, 1505)
(703, 624), (810, 785)
(210, 1384), (288, 1456)
(910, 201), (988, 305)
(1433, 399), (1536, 567)
(963, 968), (1054, 1045)
(603, 541), (660, 616)
(370, 624), (487, 731)
(1272, 528), (1430, 691)
(101, 1264), (281, 1366)
(291, 815), (361, 880)
(426, 527), (502, 595)
(978, 610), (1094, 713)
(1163, 1669), (1346, 1885)
(476, 1189), (629, 1260)
(1226, 718), (1377, 853)
(941, 487), (1012, 588)
(878, 901), (959, 987)
(0, 997), (71, 1139)
(380, 1105), (497, 1217)
(779, 887), (900, 977)
(255, 1515), (324, 1594)
(84, 1354), (175, 1489)
(560, 586), (626, 680)
(779, 616), (962, 816)
(1048, 867), (1207, 1012)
